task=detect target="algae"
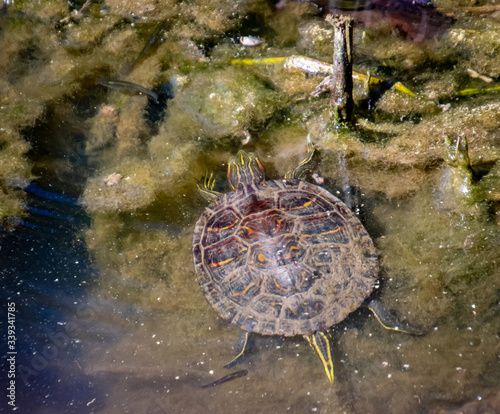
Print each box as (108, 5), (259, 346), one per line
(0, 131), (30, 227)
(2, 0), (500, 412)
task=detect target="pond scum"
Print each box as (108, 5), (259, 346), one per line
(1, 0), (499, 412)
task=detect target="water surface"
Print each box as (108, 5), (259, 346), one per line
(1, 1), (499, 413)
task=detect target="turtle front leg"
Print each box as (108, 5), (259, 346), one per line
(197, 172), (221, 203)
(305, 331), (334, 384)
(365, 298), (425, 336)
(285, 135), (315, 180)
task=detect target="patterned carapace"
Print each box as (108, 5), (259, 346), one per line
(193, 178), (378, 337)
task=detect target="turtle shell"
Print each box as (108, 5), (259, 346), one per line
(192, 179), (378, 337)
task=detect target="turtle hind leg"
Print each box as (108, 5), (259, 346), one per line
(305, 331), (334, 384)
(365, 298), (425, 336)
(224, 331), (253, 368)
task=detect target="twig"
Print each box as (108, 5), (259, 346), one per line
(59, 0), (92, 24)
(327, 14), (354, 125)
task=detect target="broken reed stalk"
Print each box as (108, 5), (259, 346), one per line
(328, 15), (354, 125)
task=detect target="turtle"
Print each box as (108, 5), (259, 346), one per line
(192, 141), (423, 383)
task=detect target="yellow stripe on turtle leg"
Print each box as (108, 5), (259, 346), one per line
(285, 134), (315, 180)
(224, 331), (250, 368)
(305, 332), (334, 384)
(197, 171), (221, 202)
(366, 298), (425, 336)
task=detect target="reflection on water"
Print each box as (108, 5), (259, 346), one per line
(0, 205), (98, 412)
(1, 0), (500, 413)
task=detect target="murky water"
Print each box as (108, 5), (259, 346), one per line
(1, 1), (499, 413)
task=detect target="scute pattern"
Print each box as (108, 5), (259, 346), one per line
(193, 179), (378, 337)
(203, 207), (241, 245)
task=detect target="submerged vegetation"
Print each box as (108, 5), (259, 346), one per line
(1, 0), (499, 412)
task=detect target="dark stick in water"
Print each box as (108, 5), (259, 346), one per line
(96, 78), (159, 103)
(329, 14), (353, 125)
(200, 370), (248, 389)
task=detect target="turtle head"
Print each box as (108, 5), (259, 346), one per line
(227, 150), (266, 190)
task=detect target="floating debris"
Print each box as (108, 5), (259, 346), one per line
(241, 130), (252, 145)
(466, 68), (493, 83)
(103, 173), (123, 187)
(237, 36), (262, 47)
(456, 85), (500, 97)
(392, 82), (415, 97)
(59, 0), (91, 24)
(230, 55), (415, 96)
